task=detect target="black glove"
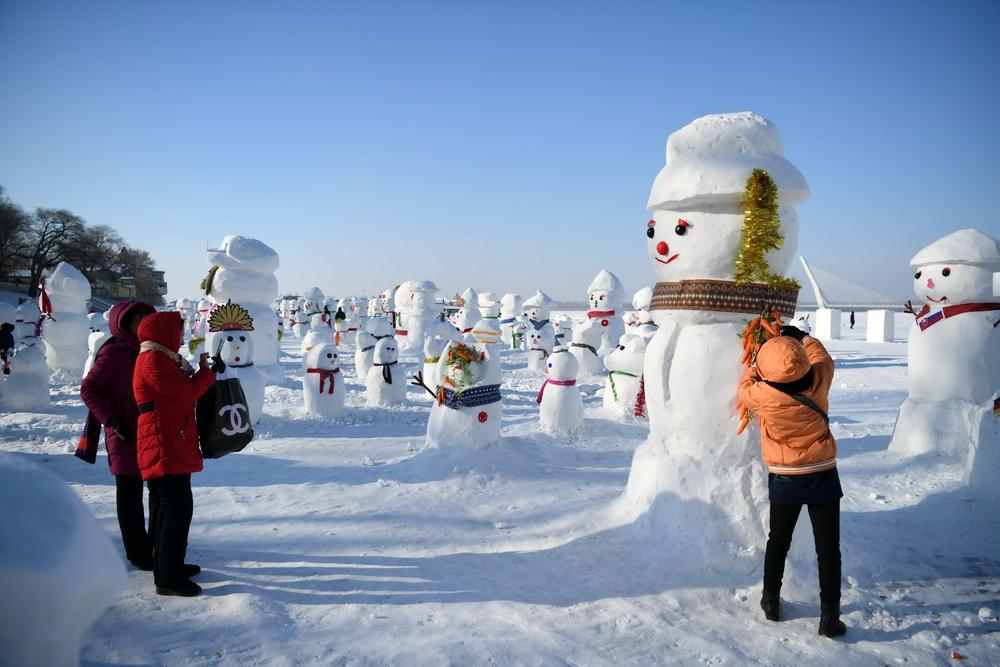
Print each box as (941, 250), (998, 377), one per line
(107, 417), (132, 441)
(210, 355), (227, 373)
(779, 325), (808, 341)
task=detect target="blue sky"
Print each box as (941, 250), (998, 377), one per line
(2, 0), (998, 303)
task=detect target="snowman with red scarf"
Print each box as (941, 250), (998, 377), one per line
(889, 228), (1000, 461)
(585, 270), (626, 356)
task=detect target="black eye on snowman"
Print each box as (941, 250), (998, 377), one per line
(942, 267), (951, 277)
(675, 219), (691, 236)
(239, 336), (246, 342)
(227, 335), (234, 341)
(619, 345), (625, 350)
(326, 353), (332, 358)
(646, 226), (655, 239)
(914, 271), (922, 279)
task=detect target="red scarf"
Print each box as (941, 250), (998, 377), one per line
(914, 302), (1000, 331)
(535, 378), (576, 404)
(306, 367), (340, 394)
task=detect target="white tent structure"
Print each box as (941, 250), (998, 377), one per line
(795, 257), (900, 342)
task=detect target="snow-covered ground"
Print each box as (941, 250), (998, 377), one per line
(1, 312), (998, 666)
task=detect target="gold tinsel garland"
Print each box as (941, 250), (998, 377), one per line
(733, 168), (800, 292)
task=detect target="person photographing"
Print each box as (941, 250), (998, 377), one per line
(738, 324), (847, 638)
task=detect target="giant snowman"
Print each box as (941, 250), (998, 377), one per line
(40, 261), (92, 382)
(203, 235), (281, 381)
(889, 229), (1000, 478)
(614, 112), (809, 573)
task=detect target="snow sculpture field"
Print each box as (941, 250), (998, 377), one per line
(1, 312), (998, 665)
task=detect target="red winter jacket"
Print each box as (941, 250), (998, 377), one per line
(80, 300), (155, 476)
(133, 312), (215, 480)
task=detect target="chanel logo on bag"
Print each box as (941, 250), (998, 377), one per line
(219, 403), (250, 436)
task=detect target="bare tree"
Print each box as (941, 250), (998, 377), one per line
(25, 208), (86, 297)
(0, 186), (30, 281)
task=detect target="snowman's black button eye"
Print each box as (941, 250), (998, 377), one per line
(646, 227), (655, 239)
(326, 353), (332, 358)
(619, 345), (625, 350)
(227, 336), (234, 341)
(942, 267), (951, 277)
(914, 271), (922, 279)
(675, 225), (687, 236)
(239, 336), (246, 341)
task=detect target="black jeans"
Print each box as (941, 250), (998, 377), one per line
(148, 473), (193, 588)
(763, 501), (841, 605)
(115, 474), (159, 566)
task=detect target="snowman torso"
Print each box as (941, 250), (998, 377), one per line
(303, 343), (345, 417)
(426, 343), (502, 448)
(538, 351), (584, 433)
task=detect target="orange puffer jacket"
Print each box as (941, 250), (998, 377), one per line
(738, 335), (836, 475)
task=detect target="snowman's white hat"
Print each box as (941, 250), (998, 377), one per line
(909, 228), (1000, 268)
(408, 279), (440, 293)
(586, 270), (624, 296)
(207, 235), (279, 273)
(523, 290), (555, 308)
(647, 112), (810, 210)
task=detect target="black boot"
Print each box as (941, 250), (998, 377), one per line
(156, 580), (202, 597)
(760, 591), (780, 622)
(818, 602), (846, 638)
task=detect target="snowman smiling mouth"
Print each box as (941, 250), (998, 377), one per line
(654, 241), (679, 265)
(927, 296), (948, 303)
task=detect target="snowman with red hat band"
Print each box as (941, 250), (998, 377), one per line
(585, 270), (626, 357)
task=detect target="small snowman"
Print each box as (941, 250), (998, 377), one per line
(208, 301), (265, 426)
(292, 302), (311, 339)
(632, 287), (658, 339)
(499, 293), (523, 348)
(453, 287), (480, 334)
(353, 296), (369, 333)
(366, 337), (406, 407)
(585, 270), (627, 356)
(525, 326), (555, 373)
(367, 317), (395, 341)
(469, 318), (501, 348)
(477, 292), (501, 320)
(889, 228), (1000, 459)
(537, 349), (584, 434)
(522, 290), (555, 332)
(553, 314), (574, 347)
(354, 330), (377, 381)
(602, 334), (647, 418)
(39, 262), (91, 382)
(87, 311), (109, 335)
(14, 300), (41, 340)
(424, 341), (503, 448)
(0, 341), (49, 411)
(569, 318), (604, 377)
(301, 314), (331, 355)
(511, 320), (527, 351)
(336, 298), (359, 346)
(303, 341), (344, 418)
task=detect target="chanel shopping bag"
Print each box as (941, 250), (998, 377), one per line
(196, 375), (254, 459)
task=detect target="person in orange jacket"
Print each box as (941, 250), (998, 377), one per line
(134, 311), (216, 597)
(738, 325), (847, 638)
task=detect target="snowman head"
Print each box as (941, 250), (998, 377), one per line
(645, 113), (808, 284)
(424, 335), (448, 359)
(310, 342), (339, 371)
(216, 329), (254, 367)
(909, 229), (1000, 306)
(527, 330), (543, 348)
(208, 300), (255, 367)
(500, 293), (522, 317)
(912, 263), (995, 305)
(373, 337), (398, 364)
(546, 350), (579, 381)
(603, 334), (647, 374)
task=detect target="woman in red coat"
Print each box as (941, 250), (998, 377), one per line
(134, 311), (215, 596)
(79, 300), (156, 568)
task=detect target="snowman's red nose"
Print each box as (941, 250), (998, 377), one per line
(927, 278), (935, 289)
(656, 241), (669, 256)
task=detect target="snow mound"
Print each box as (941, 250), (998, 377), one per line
(0, 453), (125, 667)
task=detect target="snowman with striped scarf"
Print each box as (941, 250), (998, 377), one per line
(422, 341), (502, 448)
